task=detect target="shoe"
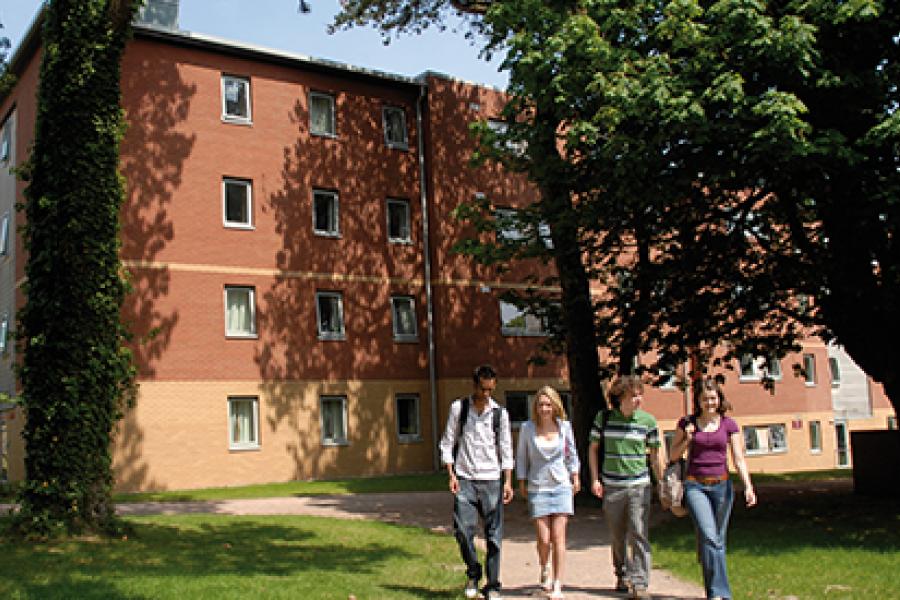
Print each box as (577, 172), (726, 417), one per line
(630, 586), (650, 599)
(539, 565), (552, 592)
(483, 590), (503, 600)
(615, 576), (630, 593)
(549, 580), (565, 599)
(464, 577), (478, 599)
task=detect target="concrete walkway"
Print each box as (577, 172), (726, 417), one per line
(116, 492), (704, 599)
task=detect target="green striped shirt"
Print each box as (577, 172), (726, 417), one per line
(590, 408), (660, 486)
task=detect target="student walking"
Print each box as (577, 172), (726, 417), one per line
(588, 375), (665, 599)
(439, 364), (514, 600)
(515, 385), (580, 599)
(668, 376), (757, 600)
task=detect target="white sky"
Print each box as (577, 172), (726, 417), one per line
(2, 0), (508, 88)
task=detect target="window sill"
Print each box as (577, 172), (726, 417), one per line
(318, 334), (346, 341)
(388, 238), (413, 245)
(810, 449), (822, 455)
(226, 333), (259, 340)
(804, 382), (817, 387)
(393, 335), (419, 343)
(311, 131), (338, 139)
(385, 142), (409, 151)
(224, 223), (255, 230)
(314, 231), (341, 238)
(221, 116), (253, 126)
(739, 375), (761, 382)
(398, 435), (422, 444)
(501, 330), (548, 337)
(229, 444), (260, 452)
(322, 440), (349, 447)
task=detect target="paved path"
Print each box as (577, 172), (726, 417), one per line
(116, 492), (704, 599)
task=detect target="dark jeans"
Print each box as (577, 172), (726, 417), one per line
(684, 479), (734, 599)
(453, 478), (504, 593)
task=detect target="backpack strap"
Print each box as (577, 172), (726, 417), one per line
(598, 408), (612, 476)
(454, 398), (505, 465)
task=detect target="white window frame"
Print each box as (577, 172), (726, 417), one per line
(316, 291), (346, 340)
(228, 396), (260, 450)
(221, 75), (251, 123)
(396, 393), (421, 442)
(0, 313), (8, 354)
(386, 198), (411, 243)
(320, 395), (348, 445)
(0, 213), (9, 256)
(499, 300), (546, 337)
(382, 106), (408, 149)
(739, 353), (782, 381)
(391, 295), (418, 341)
(312, 189), (340, 237)
(0, 123), (10, 162)
(743, 423), (788, 455)
(224, 286), (257, 338)
(888, 415), (897, 430)
(222, 178), (253, 229)
(803, 353), (817, 386)
(309, 91), (336, 137)
(809, 420), (822, 454)
(829, 357), (842, 387)
(657, 367), (677, 390)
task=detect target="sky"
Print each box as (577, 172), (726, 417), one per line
(1, 0), (509, 88)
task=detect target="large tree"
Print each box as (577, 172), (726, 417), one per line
(13, 0), (141, 536)
(334, 1), (900, 421)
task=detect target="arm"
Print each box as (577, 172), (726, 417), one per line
(588, 440), (603, 498)
(649, 444), (665, 484)
(439, 401), (460, 494)
(516, 422), (529, 498)
(729, 430), (757, 507)
(564, 422), (581, 493)
(499, 409), (515, 504)
(668, 420), (694, 463)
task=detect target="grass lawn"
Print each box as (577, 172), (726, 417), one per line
(0, 514), (463, 599)
(652, 482), (900, 599)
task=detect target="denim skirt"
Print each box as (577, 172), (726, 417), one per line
(528, 486), (574, 518)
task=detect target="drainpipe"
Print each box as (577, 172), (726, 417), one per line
(416, 82), (440, 471)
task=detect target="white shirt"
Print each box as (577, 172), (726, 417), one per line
(439, 396), (514, 480)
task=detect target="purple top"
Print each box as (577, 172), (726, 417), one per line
(678, 415), (739, 477)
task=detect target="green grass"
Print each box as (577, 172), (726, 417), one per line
(736, 468), (852, 483)
(652, 484), (900, 599)
(0, 514), (464, 599)
(113, 472), (448, 503)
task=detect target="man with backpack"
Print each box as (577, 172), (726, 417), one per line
(439, 364), (514, 600)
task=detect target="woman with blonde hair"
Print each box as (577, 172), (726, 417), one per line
(515, 385), (580, 598)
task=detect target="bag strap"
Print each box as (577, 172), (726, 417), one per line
(598, 408), (612, 472)
(454, 397), (504, 464)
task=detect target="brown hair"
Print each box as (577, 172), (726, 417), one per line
(692, 376), (732, 417)
(531, 385), (567, 422)
(607, 375), (643, 410)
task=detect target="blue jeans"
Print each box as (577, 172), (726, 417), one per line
(684, 479), (734, 599)
(603, 483), (652, 589)
(453, 478), (504, 593)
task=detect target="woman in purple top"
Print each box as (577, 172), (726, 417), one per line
(668, 377), (756, 600)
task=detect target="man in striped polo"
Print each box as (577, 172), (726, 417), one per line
(588, 375), (665, 600)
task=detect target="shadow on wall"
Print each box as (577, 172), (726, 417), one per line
(256, 91), (429, 480)
(115, 53), (196, 491)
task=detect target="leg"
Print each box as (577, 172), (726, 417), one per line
(684, 481), (733, 599)
(602, 485), (629, 582)
(625, 484), (653, 591)
(550, 514), (568, 583)
(453, 478), (483, 583)
(480, 479), (504, 593)
(534, 515), (552, 588)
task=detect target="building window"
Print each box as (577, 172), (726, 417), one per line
(743, 424), (788, 455)
(657, 367), (677, 390)
(396, 394), (421, 442)
(222, 75), (251, 122)
(0, 213), (9, 256)
(505, 391), (533, 427)
(310, 91), (336, 136)
(228, 396), (259, 450)
(316, 291), (345, 340)
(829, 357), (841, 387)
(486, 118), (527, 156)
(495, 207), (526, 243)
(0, 313), (8, 354)
(499, 300), (546, 336)
(803, 353), (817, 386)
(809, 420), (822, 453)
(739, 354), (782, 381)
(888, 416), (897, 430)
(386, 198), (411, 243)
(224, 286), (256, 337)
(321, 395), (348, 445)
(391, 296), (417, 341)
(383, 106), (408, 149)
(0, 123), (10, 162)
(313, 189), (340, 236)
(223, 178), (252, 228)
(766, 356), (782, 379)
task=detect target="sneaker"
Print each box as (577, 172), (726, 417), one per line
(539, 565), (552, 591)
(464, 577), (478, 599)
(549, 580), (565, 599)
(630, 586), (650, 599)
(483, 590), (503, 600)
(615, 576), (630, 593)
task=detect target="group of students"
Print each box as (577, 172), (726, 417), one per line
(439, 364), (757, 600)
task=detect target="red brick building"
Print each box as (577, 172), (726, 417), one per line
(0, 6), (893, 490)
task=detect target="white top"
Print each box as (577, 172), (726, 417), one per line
(515, 418), (580, 493)
(439, 396), (514, 480)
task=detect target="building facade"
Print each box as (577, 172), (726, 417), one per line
(0, 6), (894, 490)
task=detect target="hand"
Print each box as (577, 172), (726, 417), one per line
(448, 474), (459, 495)
(591, 480), (604, 498)
(684, 422), (696, 439)
(502, 483), (514, 504)
(571, 475), (581, 494)
(744, 486), (757, 507)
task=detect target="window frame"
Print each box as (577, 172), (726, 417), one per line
(386, 197), (412, 244)
(382, 105), (409, 149)
(221, 74), (252, 123)
(320, 395), (349, 445)
(0, 122), (10, 163)
(222, 178), (253, 229)
(809, 420), (822, 454)
(499, 300), (547, 337)
(224, 286), (257, 338)
(743, 423), (788, 455)
(0, 313), (8, 354)
(504, 390), (534, 429)
(390, 295), (418, 341)
(315, 291), (346, 340)
(396, 393), (421, 443)
(309, 91), (336, 137)
(312, 189), (340, 237)
(228, 396), (260, 450)
(802, 353), (817, 386)
(739, 353), (782, 381)
(829, 356), (842, 387)
(0, 212), (9, 256)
